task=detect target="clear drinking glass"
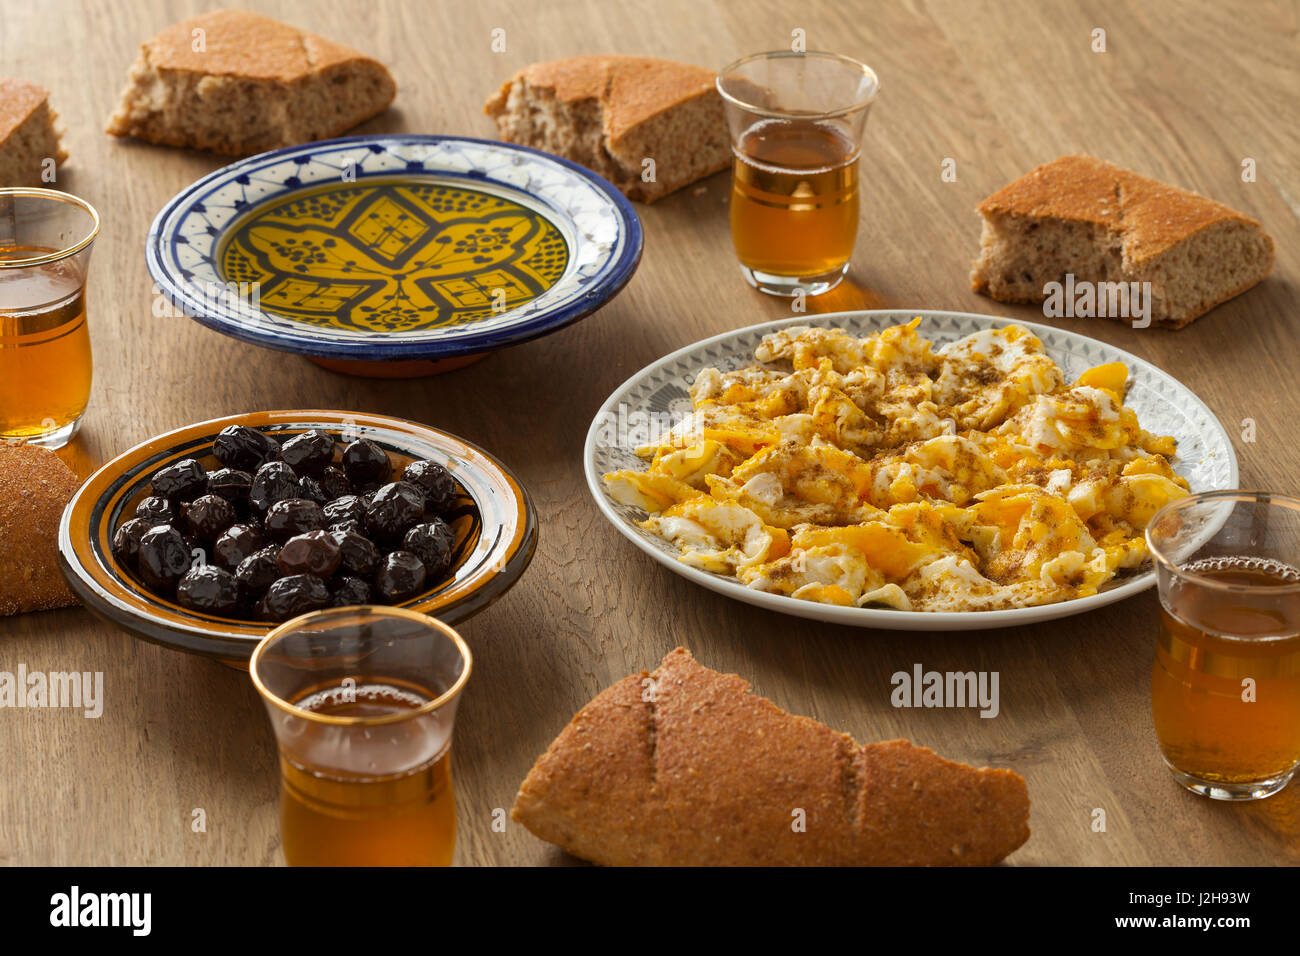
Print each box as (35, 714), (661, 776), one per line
(249, 606), (472, 865)
(1147, 491), (1300, 800)
(0, 188), (99, 447)
(717, 51), (879, 297)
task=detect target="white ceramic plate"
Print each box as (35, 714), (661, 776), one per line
(584, 310), (1238, 631)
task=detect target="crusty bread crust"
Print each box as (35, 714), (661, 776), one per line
(972, 155), (1274, 327)
(512, 648), (1030, 865)
(484, 55), (730, 203)
(0, 443), (80, 616)
(106, 9), (396, 156)
(120, 8), (363, 80)
(979, 155), (1123, 232)
(977, 155), (1262, 265)
(486, 55), (717, 146)
(0, 79), (67, 187)
(0, 79), (51, 143)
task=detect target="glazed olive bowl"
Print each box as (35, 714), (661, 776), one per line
(58, 411), (537, 663)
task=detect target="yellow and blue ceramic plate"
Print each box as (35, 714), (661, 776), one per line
(58, 411), (537, 663)
(146, 136), (642, 371)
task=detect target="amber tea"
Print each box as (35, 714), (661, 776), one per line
(717, 51), (877, 296)
(1152, 557), (1300, 789)
(730, 119), (860, 281)
(0, 189), (99, 448)
(250, 606), (471, 867)
(280, 680), (456, 867)
(0, 246), (92, 442)
(1147, 492), (1300, 800)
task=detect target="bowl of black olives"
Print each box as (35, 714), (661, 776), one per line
(58, 411), (537, 662)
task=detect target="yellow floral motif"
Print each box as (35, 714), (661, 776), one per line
(219, 179), (569, 333)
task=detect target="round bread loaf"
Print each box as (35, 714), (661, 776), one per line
(0, 442), (80, 615)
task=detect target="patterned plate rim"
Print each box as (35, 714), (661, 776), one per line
(145, 135), (644, 360)
(583, 309), (1239, 631)
(59, 410), (537, 659)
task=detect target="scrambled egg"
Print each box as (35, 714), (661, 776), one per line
(605, 319), (1189, 612)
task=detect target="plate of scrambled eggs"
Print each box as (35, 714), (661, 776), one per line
(586, 311), (1237, 630)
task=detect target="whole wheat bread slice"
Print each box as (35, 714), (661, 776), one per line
(971, 155), (1274, 327)
(0, 444), (80, 616)
(0, 79), (67, 186)
(512, 648), (1030, 866)
(106, 9), (395, 156)
(483, 55), (730, 202)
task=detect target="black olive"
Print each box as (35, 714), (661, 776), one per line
(150, 459), (208, 502)
(176, 565), (239, 615)
(234, 546), (282, 600)
(264, 498), (325, 540)
(277, 530), (341, 578)
(403, 460), (457, 515)
(212, 523), (266, 572)
(296, 476), (327, 504)
(317, 466), (352, 500)
(137, 525), (192, 592)
(331, 576), (372, 607)
(280, 429), (336, 476)
(206, 468), (252, 509)
(177, 527), (204, 556)
(342, 438), (390, 485)
(248, 461), (298, 513)
(323, 495), (365, 527)
(403, 519), (455, 580)
(364, 481), (425, 545)
(263, 574), (330, 621)
(185, 494), (237, 541)
(135, 495), (177, 525)
(251, 594), (273, 622)
(155, 523), (200, 558)
(374, 550), (426, 603)
(328, 518), (364, 537)
(112, 517), (152, 566)
(213, 425), (281, 472)
(330, 528), (381, 577)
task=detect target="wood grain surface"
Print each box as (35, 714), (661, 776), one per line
(2, 0), (1298, 866)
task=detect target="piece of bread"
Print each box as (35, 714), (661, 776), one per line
(0, 443), (81, 616)
(0, 79), (67, 187)
(106, 9), (396, 156)
(484, 55), (730, 203)
(512, 648), (1030, 866)
(970, 155), (1274, 328)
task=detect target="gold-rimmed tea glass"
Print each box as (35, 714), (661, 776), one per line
(717, 51), (879, 297)
(250, 606), (472, 865)
(1147, 491), (1300, 801)
(0, 188), (99, 447)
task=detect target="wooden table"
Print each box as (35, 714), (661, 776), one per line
(3, 0), (1297, 866)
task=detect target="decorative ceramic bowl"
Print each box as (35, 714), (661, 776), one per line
(146, 135), (643, 377)
(59, 411), (537, 662)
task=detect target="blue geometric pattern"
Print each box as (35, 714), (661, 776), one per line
(146, 135), (643, 360)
